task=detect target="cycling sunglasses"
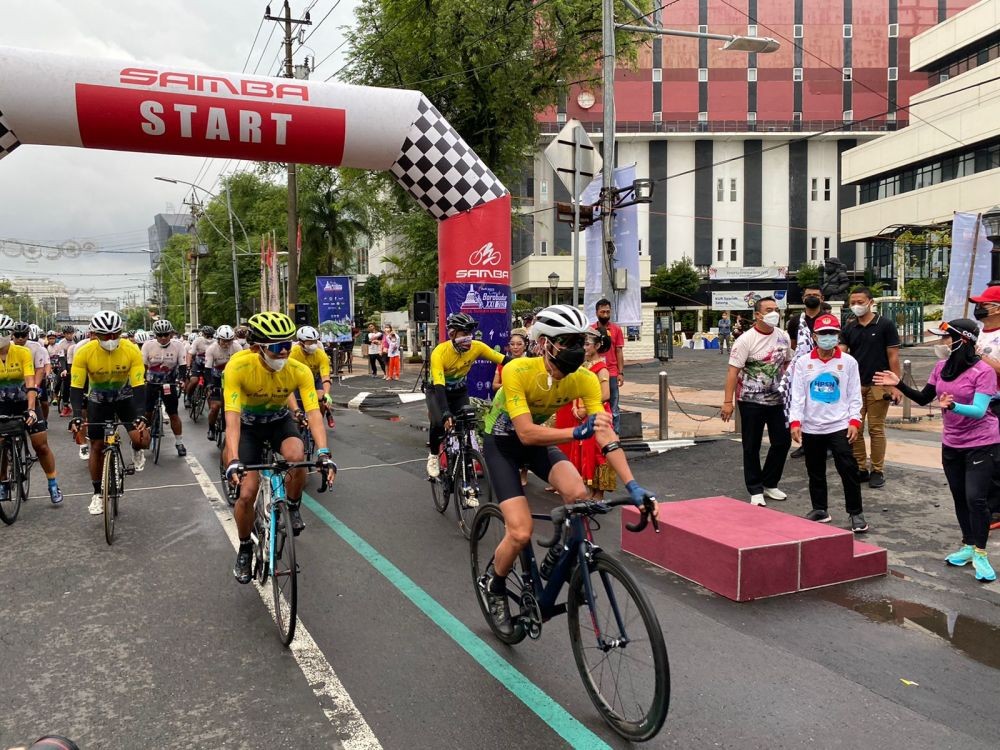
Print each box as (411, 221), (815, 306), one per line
(552, 333), (584, 348)
(934, 321), (978, 342)
(96, 332), (120, 341)
(263, 340), (293, 354)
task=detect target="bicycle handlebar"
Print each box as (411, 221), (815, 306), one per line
(237, 457), (329, 474)
(537, 495), (659, 549)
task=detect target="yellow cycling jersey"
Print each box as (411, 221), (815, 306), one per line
(223, 350), (318, 424)
(70, 339), (145, 403)
(0, 344), (35, 402)
(289, 344), (331, 384)
(430, 339), (504, 391)
(485, 355), (603, 437)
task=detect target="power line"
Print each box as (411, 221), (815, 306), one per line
(293, 0), (343, 57)
(241, 16), (266, 73)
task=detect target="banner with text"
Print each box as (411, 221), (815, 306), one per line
(943, 211), (993, 323)
(708, 266), (787, 280)
(711, 289), (788, 311)
(315, 276), (353, 342)
(444, 282), (510, 401)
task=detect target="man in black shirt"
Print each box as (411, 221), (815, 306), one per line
(785, 285), (825, 458)
(841, 287), (901, 488)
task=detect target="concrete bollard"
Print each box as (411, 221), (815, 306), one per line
(902, 359), (911, 420)
(658, 371), (669, 440)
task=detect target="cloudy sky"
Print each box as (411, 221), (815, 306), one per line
(0, 0), (359, 295)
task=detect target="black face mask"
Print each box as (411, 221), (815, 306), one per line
(974, 304), (991, 321)
(803, 295), (821, 310)
(549, 343), (586, 375)
(596, 314), (611, 325)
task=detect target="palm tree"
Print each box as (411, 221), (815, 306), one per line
(300, 173), (371, 276)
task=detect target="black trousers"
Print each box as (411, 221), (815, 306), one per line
(427, 387), (469, 454)
(368, 353), (385, 375)
(737, 401), (791, 494)
(802, 429), (863, 515)
(942, 444), (996, 550)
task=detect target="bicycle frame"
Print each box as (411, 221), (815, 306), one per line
(261, 467), (287, 577)
(520, 512), (597, 622)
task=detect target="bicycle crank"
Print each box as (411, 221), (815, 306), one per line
(519, 591), (543, 640)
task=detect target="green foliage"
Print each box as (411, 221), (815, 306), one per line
(795, 262), (821, 291)
(903, 277), (946, 304)
(924, 307), (943, 321)
(0, 280), (47, 326)
(122, 308), (149, 331)
(850, 281), (888, 297)
(512, 298), (534, 322)
(647, 258), (702, 307)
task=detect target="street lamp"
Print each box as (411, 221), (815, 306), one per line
(548, 271), (560, 306)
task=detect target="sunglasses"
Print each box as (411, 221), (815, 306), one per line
(552, 334), (584, 348)
(96, 332), (120, 341)
(263, 341), (292, 354)
(936, 321), (977, 342)
(0, 330), (12, 337)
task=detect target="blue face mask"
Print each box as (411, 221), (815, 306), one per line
(817, 333), (840, 350)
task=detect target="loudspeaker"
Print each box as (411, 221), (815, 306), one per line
(413, 291), (435, 322)
(293, 303), (310, 326)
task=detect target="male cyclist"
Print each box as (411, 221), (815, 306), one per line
(69, 311), (150, 515)
(0, 316), (58, 503)
(222, 312), (337, 583)
(290, 325), (335, 428)
(185, 325), (214, 404)
(204, 324), (244, 440)
(426, 312), (505, 478)
(55, 325), (75, 417)
(141, 319), (188, 457)
(481, 305), (658, 632)
(11, 323), (62, 501)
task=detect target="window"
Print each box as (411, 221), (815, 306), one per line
(730, 178), (737, 202)
(843, 109), (854, 121)
(698, 68), (708, 82)
(730, 238), (738, 262)
(652, 111), (662, 122)
(843, 68), (853, 81)
(748, 68), (757, 82)
(539, 240), (548, 256)
(652, 68), (662, 82)
(793, 68), (803, 81)
(793, 24), (803, 38)
(811, 178), (818, 201)
(810, 237), (817, 261)
(698, 111), (708, 122)
(843, 24), (853, 38)
(939, 73), (950, 83)
(793, 111), (802, 122)
(540, 180), (548, 203)
(824, 237), (831, 259)
(887, 111), (897, 122)
(888, 67), (898, 81)
(748, 24), (758, 37)
(888, 23), (899, 38)
(824, 178), (831, 201)
(717, 178), (725, 202)
(747, 111), (757, 123)
(556, 112), (566, 124)
(717, 238), (724, 262)
(698, 24), (708, 34)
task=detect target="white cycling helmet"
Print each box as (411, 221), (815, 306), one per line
(296, 325), (319, 341)
(152, 319), (174, 335)
(90, 310), (123, 335)
(135, 331), (152, 344)
(187, 333), (197, 342)
(529, 304), (590, 341)
(28, 323), (42, 341)
(216, 324), (235, 341)
(0, 314), (14, 332)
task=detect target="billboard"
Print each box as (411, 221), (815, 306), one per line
(711, 289), (788, 310)
(444, 283), (510, 401)
(315, 275), (353, 343)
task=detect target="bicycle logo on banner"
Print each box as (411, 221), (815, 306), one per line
(468, 242), (501, 267)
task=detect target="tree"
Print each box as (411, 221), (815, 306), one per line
(794, 262), (821, 291)
(0, 280), (46, 326)
(647, 258), (702, 308)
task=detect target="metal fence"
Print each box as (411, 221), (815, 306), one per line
(841, 300), (925, 347)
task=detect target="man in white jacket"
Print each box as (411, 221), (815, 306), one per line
(789, 314), (868, 533)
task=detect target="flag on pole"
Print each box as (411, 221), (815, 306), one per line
(296, 220), (302, 266)
(269, 230), (280, 311)
(260, 235), (267, 311)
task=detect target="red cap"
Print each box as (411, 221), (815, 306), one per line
(969, 285), (1000, 304)
(813, 313), (841, 332)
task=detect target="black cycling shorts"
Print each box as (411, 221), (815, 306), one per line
(207, 371), (224, 401)
(145, 382), (180, 416)
(237, 415), (301, 465)
(0, 400), (47, 435)
(86, 399), (138, 440)
(483, 432), (568, 503)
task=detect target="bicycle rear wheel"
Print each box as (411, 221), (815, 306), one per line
(151, 404), (162, 465)
(271, 502), (298, 646)
(567, 551), (670, 742)
(15, 435), (31, 505)
(253, 483), (271, 585)
(469, 504), (526, 645)
(0, 439), (22, 525)
(430, 449), (450, 513)
(218, 434), (237, 506)
(191, 388), (206, 422)
(102, 448), (120, 545)
(454, 448), (493, 539)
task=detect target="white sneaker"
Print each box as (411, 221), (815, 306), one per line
(426, 453), (440, 478)
(763, 487), (787, 501)
(78, 444), (89, 460)
(88, 493), (103, 515)
(133, 448), (146, 472)
(750, 493), (767, 507)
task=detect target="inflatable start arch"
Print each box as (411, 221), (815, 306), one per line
(0, 47), (510, 397)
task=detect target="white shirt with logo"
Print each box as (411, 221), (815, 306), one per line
(142, 339), (187, 383)
(788, 349), (862, 434)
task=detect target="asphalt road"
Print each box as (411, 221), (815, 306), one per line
(2, 384), (998, 750)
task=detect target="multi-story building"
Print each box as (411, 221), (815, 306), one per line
(9, 277), (70, 320)
(841, 0), (1000, 281)
(515, 0), (978, 304)
(147, 212), (194, 269)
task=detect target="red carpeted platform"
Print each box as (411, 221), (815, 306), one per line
(620, 496), (887, 602)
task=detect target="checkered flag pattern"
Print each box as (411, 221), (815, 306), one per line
(390, 96), (506, 220)
(0, 108), (20, 162)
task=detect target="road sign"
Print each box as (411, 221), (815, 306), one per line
(543, 119), (602, 199)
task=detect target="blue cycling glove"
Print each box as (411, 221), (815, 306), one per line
(626, 480), (653, 507)
(572, 414), (597, 440)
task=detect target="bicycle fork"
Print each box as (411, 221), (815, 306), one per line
(577, 545), (631, 652)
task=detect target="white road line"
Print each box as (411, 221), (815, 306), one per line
(347, 392), (370, 408)
(184, 454), (382, 750)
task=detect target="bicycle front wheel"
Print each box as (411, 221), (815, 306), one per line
(567, 551), (670, 742)
(151, 405), (162, 465)
(430, 449), (449, 513)
(15, 435), (31, 505)
(454, 448), (493, 540)
(271, 502), (298, 646)
(191, 389), (205, 422)
(102, 448), (120, 545)
(0, 439), (22, 525)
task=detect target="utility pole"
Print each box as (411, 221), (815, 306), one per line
(265, 1), (311, 312)
(601, 0), (617, 313)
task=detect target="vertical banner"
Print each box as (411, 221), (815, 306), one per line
(315, 275), (353, 342)
(943, 211), (993, 322)
(582, 164), (641, 325)
(444, 283), (510, 400)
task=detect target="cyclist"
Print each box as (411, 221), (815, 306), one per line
(69, 311), (150, 515)
(426, 312), (505, 478)
(185, 325), (214, 404)
(0, 317), (60, 504)
(222, 312), (337, 584)
(54, 326), (75, 417)
(481, 304), (658, 631)
(141, 319), (188, 457)
(290, 325), (335, 428)
(204, 324), (243, 441)
(16, 323), (52, 422)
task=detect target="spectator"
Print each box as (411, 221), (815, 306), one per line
(968, 284), (1000, 522)
(384, 325), (402, 381)
(717, 312), (732, 354)
(492, 329), (528, 393)
(785, 284), (826, 458)
(721, 296), (793, 506)
(366, 323), (385, 377)
(732, 315), (744, 340)
(591, 298), (625, 433)
(874, 320), (996, 582)
(841, 287), (901, 489)
(788, 314), (868, 532)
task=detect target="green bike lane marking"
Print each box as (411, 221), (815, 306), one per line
(301, 493), (612, 750)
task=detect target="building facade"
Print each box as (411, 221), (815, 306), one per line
(9, 277), (70, 321)
(147, 212), (194, 269)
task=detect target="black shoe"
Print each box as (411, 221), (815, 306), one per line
(233, 544), (253, 584)
(287, 503), (305, 536)
(858, 469), (870, 483)
(805, 508), (832, 523)
(790, 446), (805, 458)
(176, 443), (187, 457)
(868, 471), (885, 488)
(850, 513), (869, 533)
(486, 578), (512, 634)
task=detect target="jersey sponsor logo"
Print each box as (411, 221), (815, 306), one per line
(119, 68), (309, 102)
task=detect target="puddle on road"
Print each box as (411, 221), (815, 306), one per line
(818, 588), (1000, 670)
(360, 408), (401, 422)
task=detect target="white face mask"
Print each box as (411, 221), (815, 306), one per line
(850, 304), (869, 318)
(0, 336), (10, 348)
(303, 343), (319, 353)
(262, 352), (287, 372)
(99, 338), (120, 352)
(762, 311), (781, 327)
(933, 344), (951, 360)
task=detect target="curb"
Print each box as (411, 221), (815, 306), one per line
(343, 391), (426, 409)
(623, 438), (697, 454)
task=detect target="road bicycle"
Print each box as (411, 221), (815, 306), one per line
(92, 420), (137, 545)
(429, 404), (493, 539)
(148, 381), (173, 465)
(188, 375), (207, 423)
(0, 415), (36, 525)
(237, 454), (325, 646)
(470, 496), (669, 742)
